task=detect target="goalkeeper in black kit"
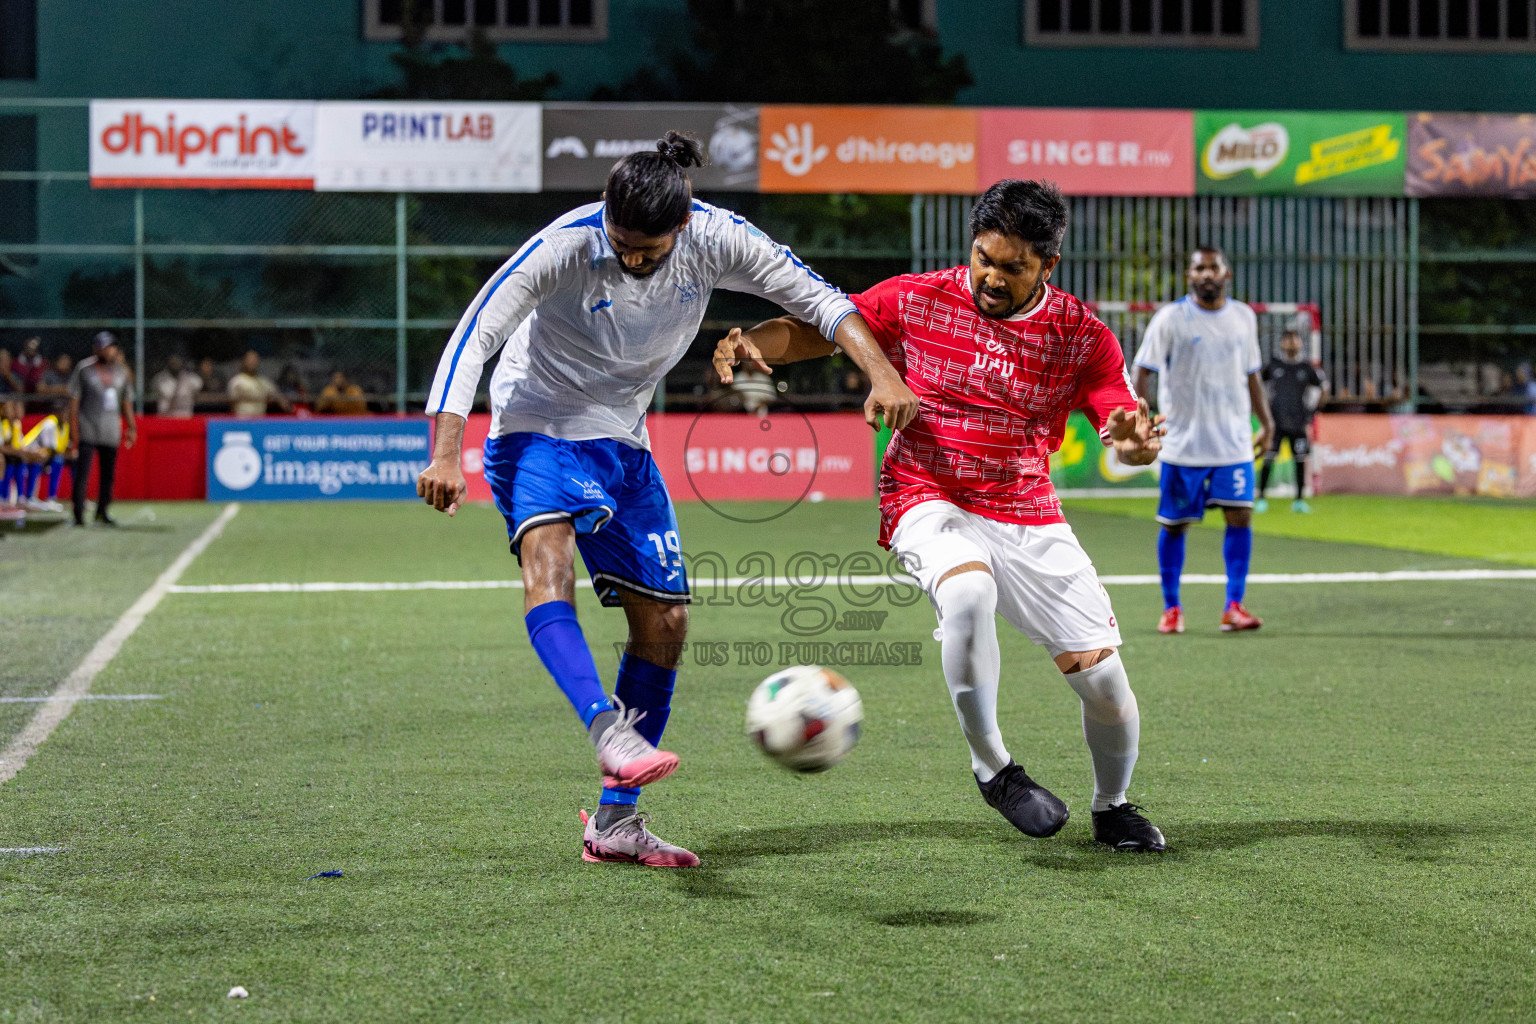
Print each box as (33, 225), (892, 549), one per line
(1257, 330), (1327, 514)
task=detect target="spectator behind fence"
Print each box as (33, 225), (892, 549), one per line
(276, 363), (310, 407)
(19, 399), (69, 512)
(315, 370), (368, 415)
(38, 352), (72, 397)
(2, 398), (48, 508)
(196, 356), (227, 406)
(16, 337), (46, 394)
(68, 331), (136, 527)
(152, 355), (202, 417)
(0, 348), (20, 394)
(228, 350), (290, 418)
(1516, 364), (1536, 415)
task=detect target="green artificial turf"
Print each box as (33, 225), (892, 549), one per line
(1, 499), (1533, 1022)
(1066, 493), (1536, 567)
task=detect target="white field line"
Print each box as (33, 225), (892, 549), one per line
(0, 503), (240, 788)
(0, 846), (66, 856)
(167, 567), (1536, 596)
(0, 694), (164, 704)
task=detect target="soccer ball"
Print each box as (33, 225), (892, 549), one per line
(745, 665), (863, 773)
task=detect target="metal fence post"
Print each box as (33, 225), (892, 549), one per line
(396, 192), (407, 414)
(134, 188), (145, 411)
(1408, 198), (1420, 411)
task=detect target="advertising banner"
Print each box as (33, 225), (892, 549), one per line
(543, 104), (758, 191)
(1406, 112), (1536, 198)
(207, 419), (431, 501)
(1313, 414), (1536, 497)
(1196, 110), (1406, 196)
(978, 109), (1194, 196)
(758, 106), (978, 194)
(90, 100), (315, 189)
(1047, 411), (1161, 492)
(456, 412), (874, 506)
(314, 102), (541, 192)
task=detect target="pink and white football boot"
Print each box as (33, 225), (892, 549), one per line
(595, 698), (680, 789)
(579, 809), (699, 868)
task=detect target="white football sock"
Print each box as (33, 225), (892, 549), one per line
(1062, 651), (1140, 812)
(934, 571), (1010, 782)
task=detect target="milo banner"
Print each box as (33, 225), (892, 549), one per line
(543, 104), (758, 191)
(1406, 112), (1536, 198)
(1196, 111), (1406, 196)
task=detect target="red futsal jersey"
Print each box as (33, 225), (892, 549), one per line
(851, 267), (1137, 547)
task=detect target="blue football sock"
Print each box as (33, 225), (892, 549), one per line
(524, 601), (612, 727)
(22, 463), (40, 500)
(1157, 528), (1186, 609)
(46, 457), (64, 499)
(599, 653), (678, 808)
(1224, 525), (1253, 605)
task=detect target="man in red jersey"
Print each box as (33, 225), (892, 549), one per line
(713, 180), (1168, 852)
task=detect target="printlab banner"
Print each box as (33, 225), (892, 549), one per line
(758, 105), (978, 194)
(207, 419), (430, 501)
(314, 102), (541, 192)
(1196, 110), (1406, 196)
(1406, 112), (1536, 198)
(543, 104), (758, 191)
(978, 109), (1194, 196)
(90, 100), (316, 189)
(1313, 414), (1536, 497)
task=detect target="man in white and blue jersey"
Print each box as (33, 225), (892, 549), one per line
(1134, 246), (1275, 635)
(416, 132), (918, 867)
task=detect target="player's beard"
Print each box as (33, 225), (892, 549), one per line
(617, 248), (675, 278)
(1193, 279), (1224, 304)
(972, 272), (1045, 320)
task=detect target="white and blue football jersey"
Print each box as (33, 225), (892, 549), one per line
(427, 200), (857, 449)
(1133, 296), (1263, 467)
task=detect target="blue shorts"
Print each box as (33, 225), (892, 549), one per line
(1157, 461), (1255, 525)
(483, 432), (689, 608)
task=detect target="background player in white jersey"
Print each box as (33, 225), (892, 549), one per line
(1134, 247), (1275, 635)
(415, 133), (918, 868)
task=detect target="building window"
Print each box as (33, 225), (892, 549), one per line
(1024, 0), (1259, 47)
(0, 0), (37, 79)
(364, 0), (607, 42)
(1347, 0), (1536, 51)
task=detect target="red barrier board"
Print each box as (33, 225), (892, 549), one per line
(978, 109), (1195, 197)
(1313, 413), (1536, 497)
(457, 412), (875, 505)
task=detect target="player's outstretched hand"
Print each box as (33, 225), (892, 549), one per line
(1107, 398), (1166, 466)
(712, 327), (771, 386)
(417, 458), (468, 517)
(865, 373), (920, 432)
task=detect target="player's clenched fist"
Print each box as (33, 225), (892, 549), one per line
(712, 327), (771, 385)
(865, 373), (920, 432)
(417, 458), (468, 517)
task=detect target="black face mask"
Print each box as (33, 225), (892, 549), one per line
(972, 272), (1045, 320)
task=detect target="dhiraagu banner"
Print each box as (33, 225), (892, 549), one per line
(1196, 111), (1407, 196)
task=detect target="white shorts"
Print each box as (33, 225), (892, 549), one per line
(888, 500), (1122, 658)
